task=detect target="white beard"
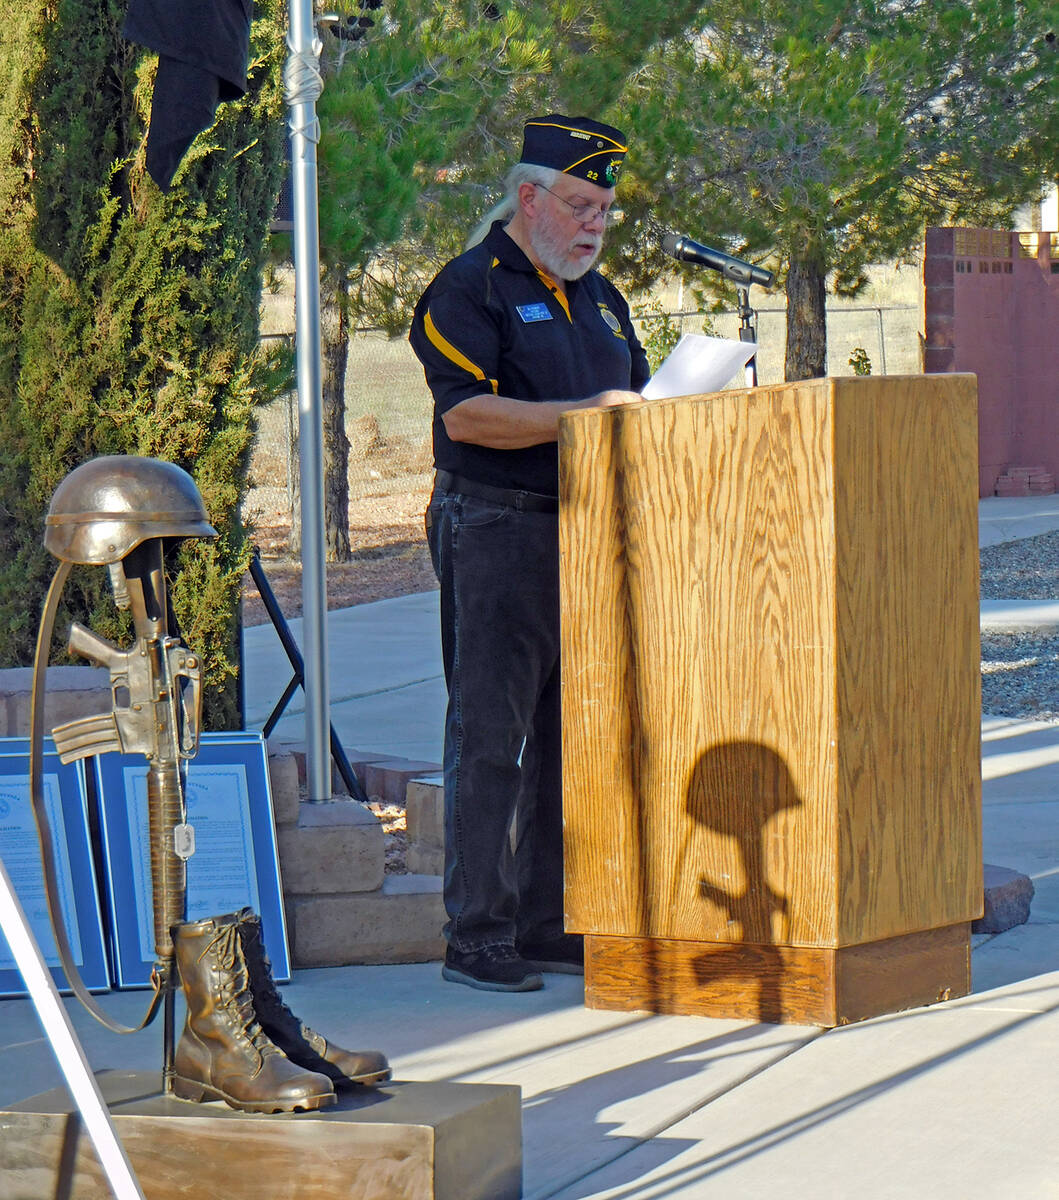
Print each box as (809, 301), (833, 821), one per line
(529, 204), (602, 281)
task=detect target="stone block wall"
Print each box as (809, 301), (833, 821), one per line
(924, 227), (1059, 496)
(0, 666), (111, 737)
(269, 743), (445, 968)
(3, 667), (1038, 968)
(405, 778), (444, 876)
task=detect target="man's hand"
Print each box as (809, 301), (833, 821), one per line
(580, 389), (643, 410)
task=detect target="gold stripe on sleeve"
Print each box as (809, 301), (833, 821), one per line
(424, 310), (498, 393)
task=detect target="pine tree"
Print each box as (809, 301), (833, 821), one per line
(339, 1), (1056, 382)
(0, 0), (288, 726)
(307, 0), (553, 559)
(612, 0), (1059, 379)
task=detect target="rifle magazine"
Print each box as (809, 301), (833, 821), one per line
(51, 711), (123, 763)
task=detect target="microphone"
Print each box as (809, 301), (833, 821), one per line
(663, 233), (774, 288)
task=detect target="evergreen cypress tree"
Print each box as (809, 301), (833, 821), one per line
(0, 0), (288, 726)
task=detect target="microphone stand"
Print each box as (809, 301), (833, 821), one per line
(737, 286), (758, 388)
(663, 234), (772, 388)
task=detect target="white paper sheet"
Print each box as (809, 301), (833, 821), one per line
(640, 334), (757, 400)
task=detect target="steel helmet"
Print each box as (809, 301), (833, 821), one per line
(44, 455), (217, 565)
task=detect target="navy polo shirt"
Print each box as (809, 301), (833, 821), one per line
(409, 221), (650, 495)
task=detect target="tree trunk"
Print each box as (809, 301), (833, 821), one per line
(320, 269), (351, 562)
(784, 251), (828, 382)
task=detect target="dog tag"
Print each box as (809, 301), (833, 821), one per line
(173, 823), (196, 860)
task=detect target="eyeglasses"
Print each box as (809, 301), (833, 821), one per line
(536, 184), (613, 226)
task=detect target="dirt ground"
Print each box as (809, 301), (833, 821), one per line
(241, 488), (437, 626)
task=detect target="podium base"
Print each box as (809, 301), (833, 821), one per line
(0, 1070), (522, 1200)
(584, 924), (970, 1027)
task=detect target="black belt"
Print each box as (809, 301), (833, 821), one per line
(434, 470), (559, 513)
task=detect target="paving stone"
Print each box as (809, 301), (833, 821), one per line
(406, 778), (443, 843)
(405, 778), (444, 876)
(277, 798), (384, 895)
(406, 845), (444, 875)
(287, 875), (446, 966)
(362, 758), (442, 806)
(973, 862), (1035, 933)
(268, 738), (391, 797)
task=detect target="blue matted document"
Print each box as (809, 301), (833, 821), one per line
(94, 732), (290, 988)
(0, 738), (110, 998)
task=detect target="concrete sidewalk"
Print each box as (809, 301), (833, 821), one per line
(4, 496), (1059, 1198)
(979, 493), (1059, 548)
(243, 590), (445, 766)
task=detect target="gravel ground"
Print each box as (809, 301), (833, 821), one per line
(980, 530), (1059, 721)
(980, 529), (1059, 600)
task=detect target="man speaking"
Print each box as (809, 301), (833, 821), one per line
(410, 113), (649, 991)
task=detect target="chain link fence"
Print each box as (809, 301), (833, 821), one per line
(245, 301), (920, 557)
(245, 330), (435, 555)
(654, 303), (922, 382)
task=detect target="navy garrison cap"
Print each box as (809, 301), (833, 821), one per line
(520, 114), (627, 187)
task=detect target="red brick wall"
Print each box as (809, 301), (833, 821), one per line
(924, 227), (1059, 497)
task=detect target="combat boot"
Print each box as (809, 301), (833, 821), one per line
(235, 907), (391, 1087)
(171, 912), (336, 1113)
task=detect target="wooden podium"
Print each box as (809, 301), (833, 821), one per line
(558, 375), (981, 1027)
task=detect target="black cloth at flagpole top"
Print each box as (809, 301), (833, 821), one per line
(123, 0), (253, 191)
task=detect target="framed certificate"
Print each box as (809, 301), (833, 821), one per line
(94, 732), (290, 988)
(0, 738), (110, 998)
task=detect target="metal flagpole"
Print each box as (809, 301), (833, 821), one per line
(284, 0), (332, 801)
(0, 857), (146, 1198)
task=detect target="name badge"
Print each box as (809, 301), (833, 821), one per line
(516, 303), (552, 323)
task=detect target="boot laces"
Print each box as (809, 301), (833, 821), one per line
(203, 923), (280, 1059)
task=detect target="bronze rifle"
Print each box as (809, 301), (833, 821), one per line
(47, 542), (202, 1090)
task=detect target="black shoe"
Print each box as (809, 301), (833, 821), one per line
(518, 934), (584, 975)
(441, 944), (544, 992)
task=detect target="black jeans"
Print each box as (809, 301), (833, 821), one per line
(426, 486), (564, 952)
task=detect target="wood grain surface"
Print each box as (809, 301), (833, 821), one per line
(584, 924), (971, 1026)
(831, 377), (981, 941)
(559, 376), (980, 953)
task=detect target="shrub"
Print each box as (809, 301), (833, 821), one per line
(0, 1), (288, 726)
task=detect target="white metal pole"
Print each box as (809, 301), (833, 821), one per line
(285, 1), (332, 801)
(0, 856), (145, 1199)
